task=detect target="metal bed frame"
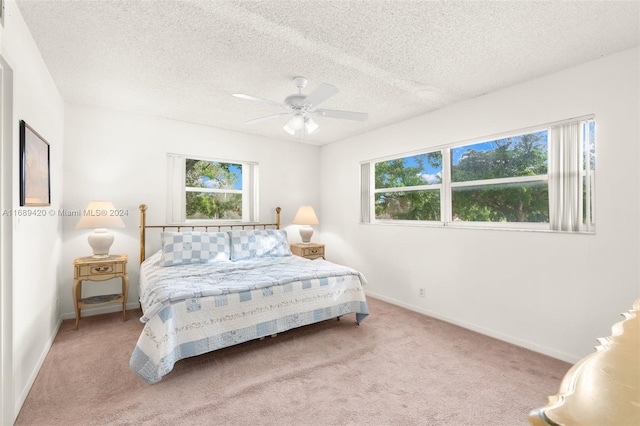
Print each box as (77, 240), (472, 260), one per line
(138, 204), (281, 263)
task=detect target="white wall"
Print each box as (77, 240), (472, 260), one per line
(1, 0), (65, 420)
(320, 48), (640, 363)
(61, 103), (321, 318)
(3, 0), (636, 416)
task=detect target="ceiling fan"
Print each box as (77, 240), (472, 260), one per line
(232, 76), (368, 136)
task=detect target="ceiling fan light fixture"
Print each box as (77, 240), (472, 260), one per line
(305, 117), (319, 134)
(288, 114), (305, 131)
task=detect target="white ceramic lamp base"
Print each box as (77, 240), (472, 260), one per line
(299, 226), (314, 244)
(87, 228), (114, 258)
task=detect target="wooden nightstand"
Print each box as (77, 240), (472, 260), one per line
(72, 254), (129, 330)
(290, 243), (325, 260)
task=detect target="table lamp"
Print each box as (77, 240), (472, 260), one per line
(76, 201), (125, 258)
(292, 205), (319, 244)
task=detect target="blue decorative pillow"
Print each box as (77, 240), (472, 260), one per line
(228, 229), (292, 261)
(159, 231), (231, 266)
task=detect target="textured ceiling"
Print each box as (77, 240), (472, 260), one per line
(15, 0), (640, 145)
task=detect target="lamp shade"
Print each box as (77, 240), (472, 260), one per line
(304, 117), (319, 134)
(292, 206), (319, 225)
(283, 123), (296, 135)
(288, 114), (305, 131)
(76, 201), (125, 229)
(293, 206), (318, 244)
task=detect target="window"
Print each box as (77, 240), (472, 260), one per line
(167, 154), (258, 223)
(185, 159), (244, 220)
(450, 131), (549, 224)
(374, 152), (442, 221)
(361, 117), (595, 232)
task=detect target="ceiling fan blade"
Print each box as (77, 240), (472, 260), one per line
(313, 109), (368, 122)
(232, 93), (284, 109)
(244, 113), (290, 124)
(303, 83), (338, 107)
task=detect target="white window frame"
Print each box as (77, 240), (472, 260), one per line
(361, 116), (595, 233)
(167, 153), (258, 224)
(581, 120), (596, 232)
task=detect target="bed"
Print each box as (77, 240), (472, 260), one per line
(129, 205), (370, 384)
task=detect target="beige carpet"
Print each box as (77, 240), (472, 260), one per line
(15, 297), (569, 425)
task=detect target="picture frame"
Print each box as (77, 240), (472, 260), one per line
(19, 120), (51, 206)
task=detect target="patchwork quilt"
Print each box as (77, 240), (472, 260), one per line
(130, 252), (369, 384)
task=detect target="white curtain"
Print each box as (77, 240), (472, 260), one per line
(548, 122), (581, 231)
(166, 154), (186, 223)
(242, 163), (258, 222)
(360, 163), (371, 223)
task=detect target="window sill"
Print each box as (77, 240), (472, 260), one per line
(361, 221), (595, 235)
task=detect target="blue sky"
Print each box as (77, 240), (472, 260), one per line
(404, 154), (442, 184)
(451, 141), (496, 164)
(451, 131), (548, 165)
(400, 130), (549, 185)
(199, 163), (243, 189)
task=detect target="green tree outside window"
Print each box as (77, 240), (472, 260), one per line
(185, 160), (243, 220)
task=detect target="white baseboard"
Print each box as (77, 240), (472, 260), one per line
(364, 290), (580, 364)
(14, 316), (63, 420)
(60, 301), (141, 321)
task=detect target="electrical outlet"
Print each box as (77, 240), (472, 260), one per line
(419, 288), (425, 297)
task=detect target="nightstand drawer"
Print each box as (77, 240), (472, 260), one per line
(78, 263), (124, 276)
(290, 243), (325, 260)
(302, 246), (324, 257)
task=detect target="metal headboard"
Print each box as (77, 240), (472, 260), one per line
(139, 204), (281, 263)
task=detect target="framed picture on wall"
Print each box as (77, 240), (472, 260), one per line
(19, 120), (51, 206)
